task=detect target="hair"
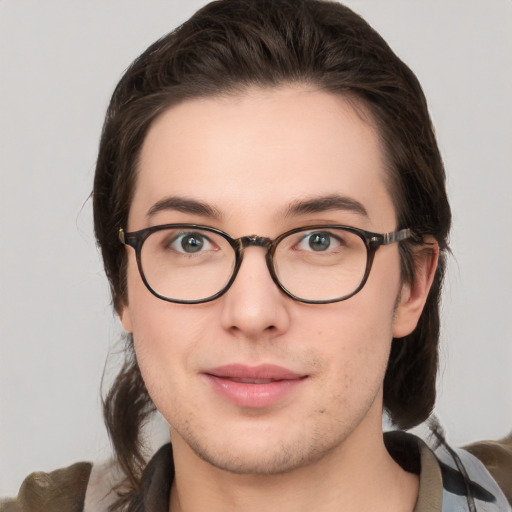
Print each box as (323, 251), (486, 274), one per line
(93, 0), (451, 506)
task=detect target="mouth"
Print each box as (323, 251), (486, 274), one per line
(206, 363), (304, 380)
(219, 378), (281, 384)
(203, 364), (307, 408)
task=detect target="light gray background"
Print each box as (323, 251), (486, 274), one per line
(1, 0), (511, 497)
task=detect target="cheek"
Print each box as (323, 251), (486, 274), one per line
(310, 260), (400, 397)
(294, 295), (395, 388)
(122, 259), (204, 397)
(314, 303), (394, 378)
(130, 298), (205, 372)
(129, 301), (214, 421)
(123, 255), (205, 349)
(285, 305), (393, 441)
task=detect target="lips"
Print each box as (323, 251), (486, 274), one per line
(204, 364), (307, 408)
(207, 364), (304, 381)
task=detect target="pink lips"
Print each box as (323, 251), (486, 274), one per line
(204, 364), (307, 408)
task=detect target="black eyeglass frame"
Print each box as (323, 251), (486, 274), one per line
(119, 224), (415, 305)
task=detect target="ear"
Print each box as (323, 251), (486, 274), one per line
(393, 239), (439, 338)
(119, 302), (133, 334)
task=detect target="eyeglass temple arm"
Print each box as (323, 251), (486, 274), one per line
(381, 228), (413, 245)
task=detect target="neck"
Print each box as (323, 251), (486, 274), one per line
(168, 418), (418, 512)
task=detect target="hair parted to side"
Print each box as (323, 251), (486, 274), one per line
(93, 0), (451, 505)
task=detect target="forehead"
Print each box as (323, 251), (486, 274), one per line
(130, 86), (396, 232)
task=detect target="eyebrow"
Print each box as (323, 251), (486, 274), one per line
(147, 196), (223, 220)
(283, 194), (368, 218)
(146, 193), (368, 222)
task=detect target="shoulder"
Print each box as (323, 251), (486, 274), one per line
(385, 430), (511, 511)
(433, 435), (511, 511)
(463, 434), (512, 506)
(0, 461), (92, 512)
(1, 459), (125, 512)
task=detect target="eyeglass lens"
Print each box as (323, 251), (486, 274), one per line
(139, 226), (368, 303)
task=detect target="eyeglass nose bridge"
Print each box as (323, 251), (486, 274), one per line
(238, 234), (273, 250)
(230, 234), (283, 297)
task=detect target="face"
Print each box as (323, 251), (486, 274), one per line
(120, 86), (426, 475)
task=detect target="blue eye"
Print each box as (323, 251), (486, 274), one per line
(308, 232), (331, 251)
(298, 231), (341, 252)
(172, 232), (212, 253)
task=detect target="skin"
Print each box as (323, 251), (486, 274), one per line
(120, 86), (438, 512)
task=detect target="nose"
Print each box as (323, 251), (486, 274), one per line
(220, 246), (291, 340)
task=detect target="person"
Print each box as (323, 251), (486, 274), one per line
(1, 1), (510, 511)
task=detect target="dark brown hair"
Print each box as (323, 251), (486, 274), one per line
(93, 0), (451, 505)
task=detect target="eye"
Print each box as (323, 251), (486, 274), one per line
(297, 231), (342, 252)
(170, 232), (213, 253)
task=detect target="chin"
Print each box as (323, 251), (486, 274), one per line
(175, 418), (350, 476)
(192, 440), (319, 475)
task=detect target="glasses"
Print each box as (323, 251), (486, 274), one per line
(119, 224), (414, 304)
